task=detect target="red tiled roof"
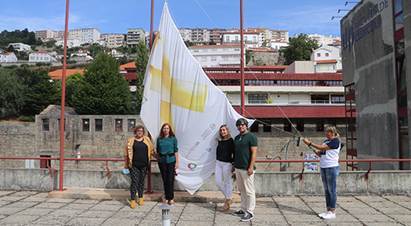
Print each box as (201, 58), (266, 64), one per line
(233, 105), (346, 119)
(208, 73), (342, 81)
(120, 62), (136, 70)
(316, 60), (337, 64)
(49, 69), (84, 80)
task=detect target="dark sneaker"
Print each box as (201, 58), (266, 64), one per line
(233, 209), (245, 216)
(240, 211), (254, 222)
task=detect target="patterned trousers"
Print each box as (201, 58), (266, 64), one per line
(130, 166), (147, 200)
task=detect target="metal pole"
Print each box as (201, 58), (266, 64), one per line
(240, 0), (245, 115)
(146, 0), (155, 194)
(59, 0), (70, 192)
(149, 0), (155, 49)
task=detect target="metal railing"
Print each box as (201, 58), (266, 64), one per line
(1, 156), (411, 192)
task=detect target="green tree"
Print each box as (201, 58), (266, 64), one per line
(56, 73), (83, 107)
(72, 53), (132, 114)
(134, 41), (149, 114)
(280, 34), (319, 65)
(89, 43), (106, 58)
(0, 69), (26, 119)
(14, 67), (60, 116)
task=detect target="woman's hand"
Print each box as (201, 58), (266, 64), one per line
(247, 167), (254, 176)
(303, 138), (311, 146)
(175, 161), (179, 170)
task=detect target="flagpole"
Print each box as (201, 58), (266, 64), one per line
(59, 0), (70, 192)
(240, 0), (245, 115)
(149, 0), (154, 49)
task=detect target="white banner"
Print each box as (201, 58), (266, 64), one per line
(141, 3), (253, 194)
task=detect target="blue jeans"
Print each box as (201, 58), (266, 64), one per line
(320, 166), (339, 209)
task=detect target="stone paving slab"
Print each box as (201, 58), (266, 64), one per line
(0, 191), (411, 225)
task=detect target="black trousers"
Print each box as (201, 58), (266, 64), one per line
(158, 162), (175, 200)
(130, 166), (147, 200)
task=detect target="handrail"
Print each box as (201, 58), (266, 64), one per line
(1, 157), (411, 191)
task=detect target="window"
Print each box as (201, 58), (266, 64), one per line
(128, 119), (136, 132)
(115, 119), (123, 132)
(325, 53), (329, 57)
(95, 119), (103, 131)
(40, 155), (51, 169)
(42, 118), (49, 131)
(211, 57), (217, 62)
(82, 119), (90, 132)
(248, 93), (268, 104)
(57, 118), (65, 131)
(317, 53), (321, 57)
(311, 95), (329, 104)
(331, 95), (345, 104)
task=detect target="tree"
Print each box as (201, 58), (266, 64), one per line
(0, 69), (26, 119)
(57, 73), (83, 107)
(280, 34), (319, 65)
(134, 41), (149, 114)
(89, 43), (106, 58)
(14, 67), (60, 116)
(72, 53), (132, 114)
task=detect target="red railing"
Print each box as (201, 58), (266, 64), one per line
(1, 157), (411, 192)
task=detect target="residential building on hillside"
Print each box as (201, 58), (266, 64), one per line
(68, 28), (101, 45)
(209, 28), (226, 44)
(127, 28), (145, 47)
(55, 39), (82, 48)
(7, 43), (31, 52)
(270, 41), (289, 50)
(101, 33), (125, 48)
(311, 45), (342, 73)
(308, 34), (341, 47)
(179, 28), (192, 42)
(35, 30), (56, 41)
(222, 31), (262, 48)
(189, 45), (241, 67)
(0, 52), (18, 63)
(29, 52), (57, 63)
(191, 28), (211, 43)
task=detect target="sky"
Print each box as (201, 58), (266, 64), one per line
(0, 0), (354, 36)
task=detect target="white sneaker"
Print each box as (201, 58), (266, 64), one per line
(318, 212), (328, 218)
(322, 211), (336, 220)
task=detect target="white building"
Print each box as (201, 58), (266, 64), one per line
(179, 28), (193, 42)
(101, 33), (125, 48)
(189, 45), (241, 67)
(29, 52), (57, 63)
(222, 31), (262, 48)
(0, 52), (18, 63)
(308, 34), (341, 47)
(270, 41), (289, 50)
(55, 39), (82, 48)
(8, 43), (31, 52)
(68, 28), (101, 45)
(191, 28), (211, 43)
(311, 46), (342, 73)
(127, 28), (145, 47)
(70, 52), (93, 63)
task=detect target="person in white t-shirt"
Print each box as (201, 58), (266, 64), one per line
(303, 126), (341, 220)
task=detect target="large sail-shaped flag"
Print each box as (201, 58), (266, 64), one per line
(141, 3), (253, 194)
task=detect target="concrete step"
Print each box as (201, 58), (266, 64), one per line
(48, 188), (241, 203)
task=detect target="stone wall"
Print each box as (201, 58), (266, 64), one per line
(0, 105), (347, 171)
(0, 121), (36, 168)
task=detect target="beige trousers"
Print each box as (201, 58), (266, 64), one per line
(235, 168), (256, 214)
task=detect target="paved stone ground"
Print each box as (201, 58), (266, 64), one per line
(0, 191), (411, 225)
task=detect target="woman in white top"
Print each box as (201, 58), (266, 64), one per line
(303, 126), (341, 220)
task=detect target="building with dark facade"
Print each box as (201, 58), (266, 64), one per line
(341, 0), (411, 169)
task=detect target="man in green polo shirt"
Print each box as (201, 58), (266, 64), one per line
(232, 118), (257, 222)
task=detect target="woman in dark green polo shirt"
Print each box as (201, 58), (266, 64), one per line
(156, 123), (179, 205)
